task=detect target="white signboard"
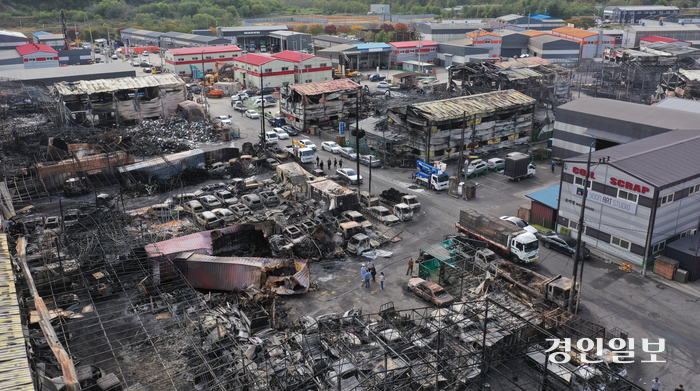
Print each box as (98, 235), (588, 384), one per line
(571, 187), (637, 214)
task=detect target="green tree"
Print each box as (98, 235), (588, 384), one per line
(376, 29), (386, 42)
(295, 24), (309, 32)
(309, 24), (324, 35)
(655, 0), (668, 5)
(178, 2), (200, 17)
(193, 13), (213, 28)
(580, 16), (595, 29)
(225, 6), (240, 18)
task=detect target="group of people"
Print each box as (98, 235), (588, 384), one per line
(651, 377), (684, 391)
(360, 262), (385, 290)
(316, 156), (343, 171)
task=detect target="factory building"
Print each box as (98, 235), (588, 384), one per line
(279, 79), (359, 131)
(0, 29), (29, 50)
(268, 31), (312, 52)
(499, 30), (530, 58)
(622, 24), (700, 48)
(120, 29), (163, 48)
(496, 14), (566, 30)
(603, 5), (679, 23)
(231, 53), (295, 89)
(551, 98), (700, 159)
(528, 35), (580, 59)
(164, 45), (242, 76)
(386, 90), (536, 161)
(33, 33), (65, 51)
(317, 43), (392, 71)
(464, 31), (501, 57)
(558, 129), (700, 275)
(159, 32), (230, 49)
(270, 51), (332, 83)
(388, 40), (438, 68)
(216, 25), (289, 51)
(550, 27), (615, 59)
(416, 22), (490, 43)
(437, 40), (491, 66)
(16, 43), (59, 69)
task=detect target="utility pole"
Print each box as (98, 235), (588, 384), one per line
(355, 90), (361, 192)
(260, 71), (266, 151)
(458, 111), (466, 180)
(568, 141), (595, 313)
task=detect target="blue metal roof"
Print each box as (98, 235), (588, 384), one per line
(530, 14), (557, 20)
(526, 185), (560, 209)
(353, 43), (392, 52)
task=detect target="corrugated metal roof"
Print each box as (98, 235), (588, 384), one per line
(52, 74), (184, 96)
(0, 234), (34, 391)
(493, 56), (552, 69)
(119, 149), (203, 173)
(654, 96), (700, 112)
(145, 223), (263, 259)
(407, 90), (536, 122)
(289, 78), (359, 96)
(565, 129), (700, 189)
(525, 185), (560, 209)
(271, 50), (316, 62)
(389, 40), (438, 49)
(168, 45), (240, 56)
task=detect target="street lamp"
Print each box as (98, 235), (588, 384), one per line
(417, 41), (423, 74)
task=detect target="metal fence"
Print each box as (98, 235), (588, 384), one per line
(242, 17), (328, 26)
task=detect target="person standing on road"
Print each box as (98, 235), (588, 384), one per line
(361, 264), (366, 286)
(407, 258), (414, 276)
(370, 263), (376, 282)
(380, 272), (385, 290)
(551, 161), (556, 173)
(334, 158), (338, 169)
(320, 161), (324, 170)
(339, 159), (343, 168)
(675, 385), (683, 391)
(327, 158), (332, 169)
(365, 269), (371, 288)
(316, 156), (320, 166)
(651, 378), (661, 391)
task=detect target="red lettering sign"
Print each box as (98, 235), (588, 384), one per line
(610, 177), (650, 194)
(572, 167), (596, 180)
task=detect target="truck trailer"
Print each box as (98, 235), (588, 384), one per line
(504, 155), (535, 181)
(456, 208), (539, 263)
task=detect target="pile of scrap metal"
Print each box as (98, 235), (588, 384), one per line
(447, 57), (572, 107)
(656, 69), (700, 100)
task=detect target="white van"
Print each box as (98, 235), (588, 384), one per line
(262, 131), (278, 144)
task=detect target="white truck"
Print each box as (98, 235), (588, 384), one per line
(393, 203), (413, 222)
(283, 139), (315, 164)
(456, 208), (539, 263)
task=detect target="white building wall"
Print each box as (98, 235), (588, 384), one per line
(296, 57), (333, 83)
(233, 59), (295, 88)
(165, 50), (240, 75)
(22, 51), (59, 69)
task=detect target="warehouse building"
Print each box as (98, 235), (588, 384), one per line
(16, 43), (59, 69)
(622, 24), (700, 48)
(389, 40), (438, 68)
(640, 35), (691, 47)
(499, 30), (530, 58)
(604, 5), (679, 23)
(270, 51), (332, 83)
(268, 31), (312, 52)
(528, 34), (580, 59)
(550, 27), (615, 59)
(216, 25), (289, 50)
(164, 45), (242, 76)
(317, 43), (392, 71)
(0, 29), (28, 50)
(496, 14), (566, 30)
(464, 31), (501, 57)
(312, 35), (356, 49)
(33, 33), (65, 51)
(0, 62), (135, 85)
(279, 78), (359, 131)
(551, 98), (700, 159)
(417, 22), (490, 43)
(120, 29), (164, 47)
(231, 53), (295, 89)
(159, 32), (230, 49)
(386, 90), (536, 161)
(558, 129), (700, 272)
(437, 40), (491, 66)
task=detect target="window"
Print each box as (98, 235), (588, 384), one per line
(205, 56), (212, 59)
(304, 64), (311, 69)
(618, 189), (638, 203)
(430, 48), (436, 52)
(178, 58), (185, 61)
(611, 235), (631, 251)
(305, 79), (312, 83)
(690, 184), (700, 195)
(680, 229), (697, 238)
(264, 68), (272, 73)
(652, 241), (665, 253)
(319, 63), (327, 67)
(574, 176), (592, 188)
(660, 193), (674, 206)
(219, 55), (225, 58)
(409, 49), (415, 53)
(569, 220), (579, 231)
(281, 67), (289, 71)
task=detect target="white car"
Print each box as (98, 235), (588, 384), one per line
(272, 127), (289, 140)
(298, 139), (317, 151)
(213, 115), (232, 126)
(321, 141), (342, 153)
(377, 81), (391, 88)
(505, 152), (528, 159)
(487, 157), (505, 170)
(499, 216), (539, 235)
(231, 92), (248, 102)
(245, 110), (260, 119)
(336, 168), (362, 184)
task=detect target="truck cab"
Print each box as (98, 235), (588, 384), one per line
(261, 131), (279, 144)
(347, 233), (371, 255)
(509, 232), (539, 263)
(415, 160), (449, 191)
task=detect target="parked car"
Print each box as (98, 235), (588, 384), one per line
(499, 216), (538, 235)
(229, 203), (252, 218)
(214, 190), (238, 206)
(466, 160), (488, 178)
(241, 194), (264, 210)
(212, 208), (236, 224)
(195, 211), (222, 229)
(231, 92), (249, 102)
(377, 81), (391, 88)
(140, 61), (150, 67)
(339, 147), (357, 161)
(336, 168), (362, 184)
(261, 87), (275, 95)
(233, 102), (247, 111)
(505, 152), (528, 159)
(168, 193), (196, 206)
(183, 200), (205, 215)
(360, 155), (381, 168)
(194, 182), (226, 197)
(272, 127), (289, 140)
(94, 48), (101, 53)
(213, 116), (232, 126)
(406, 278), (455, 307)
(540, 232), (591, 259)
(143, 67), (151, 73)
(245, 110), (260, 119)
(368, 206), (399, 226)
(322, 141), (342, 153)
(487, 158), (506, 171)
(254, 97), (276, 107)
(259, 191), (280, 207)
(282, 125), (298, 136)
(111, 54), (118, 60)
(147, 204), (173, 219)
(298, 139), (317, 151)
(369, 74), (386, 82)
(189, 84), (202, 93)
(198, 195), (223, 210)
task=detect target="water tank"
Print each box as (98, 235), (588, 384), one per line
(660, 21), (664, 26)
(642, 22), (645, 26)
(682, 21), (685, 25)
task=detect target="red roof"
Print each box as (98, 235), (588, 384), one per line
(16, 43), (57, 56)
(552, 26), (597, 39)
(232, 53), (287, 66)
(271, 50), (315, 62)
(167, 45), (241, 56)
(389, 40), (438, 49)
(641, 35), (682, 43)
(466, 31), (500, 38)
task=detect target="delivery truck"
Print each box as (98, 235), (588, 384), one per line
(504, 155), (535, 181)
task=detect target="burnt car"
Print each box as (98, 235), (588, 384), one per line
(259, 191), (280, 207)
(406, 278), (455, 307)
(540, 232), (590, 259)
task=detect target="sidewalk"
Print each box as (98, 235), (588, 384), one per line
(589, 247), (700, 299)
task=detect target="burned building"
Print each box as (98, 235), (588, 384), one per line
(51, 74), (186, 127)
(279, 78), (360, 132)
(308, 177), (358, 211)
(386, 90), (536, 160)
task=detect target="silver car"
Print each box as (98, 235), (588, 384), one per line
(336, 168), (362, 184)
(339, 147), (357, 161)
(360, 155), (381, 168)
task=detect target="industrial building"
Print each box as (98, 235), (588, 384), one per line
(622, 24), (700, 48)
(550, 27), (615, 59)
(32, 32), (65, 51)
(312, 35), (356, 49)
(270, 51), (333, 83)
(164, 45), (242, 76)
(279, 78), (360, 131)
(0, 62), (136, 85)
(216, 25), (289, 49)
(231, 53), (295, 88)
(437, 40), (491, 66)
(15, 43), (59, 69)
(528, 34), (580, 59)
(558, 128), (700, 273)
(551, 98), (700, 159)
(640, 35), (691, 47)
(499, 30), (530, 58)
(0, 29), (28, 50)
(416, 22), (490, 43)
(159, 31), (230, 49)
(268, 30), (312, 52)
(388, 40), (438, 68)
(464, 31), (501, 57)
(496, 14), (566, 30)
(119, 29), (163, 48)
(51, 74), (186, 126)
(317, 42), (392, 71)
(386, 90), (536, 160)
(604, 5), (679, 23)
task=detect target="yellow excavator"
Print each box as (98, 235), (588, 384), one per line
(333, 65), (360, 79)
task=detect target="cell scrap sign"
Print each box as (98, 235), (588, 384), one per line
(571, 187), (638, 214)
(546, 338), (666, 364)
